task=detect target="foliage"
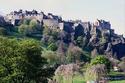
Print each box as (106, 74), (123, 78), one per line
(118, 61), (125, 72)
(53, 64), (79, 83)
(90, 55), (111, 71)
(42, 26), (60, 44)
(66, 43), (83, 63)
(18, 19), (41, 36)
(42, 50), (59, 66)
(0, 27), (7, 35)
(84, 64), (107, 82)
(0, 37), (52, 83)
(23, 19), (31, 25)
(66, 43), (91, 63)
(76, 36), (86, 48)
(29, 19), (39, 32)
(118, 57), (125, 72)
(18, 24), (29, 35)
(47, 43), (58, 51)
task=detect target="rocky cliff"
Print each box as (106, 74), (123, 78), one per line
(0, 10), (125, 59)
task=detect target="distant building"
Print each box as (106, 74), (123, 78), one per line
(58, 22), (64, 30)
(5, 10), (44, 25)
(5, 10), (63, 28)
(43, 19), (59, 29)
(4, 10), (112, 35)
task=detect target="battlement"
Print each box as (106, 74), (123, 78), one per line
(5, 10), (62, 25)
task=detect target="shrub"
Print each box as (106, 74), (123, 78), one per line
(85, 64), (107, 82)
(0, 27), (7, 35)
(90, 55), (111, 71)
(118, 61), (125, 72)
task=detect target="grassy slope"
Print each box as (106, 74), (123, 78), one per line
(73, 75), (125, 83)
(109, 80), (125, 83)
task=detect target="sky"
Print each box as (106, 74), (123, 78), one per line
(0, 0), (125, 36)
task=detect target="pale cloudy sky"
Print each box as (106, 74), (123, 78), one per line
(0, 0), (125, 36)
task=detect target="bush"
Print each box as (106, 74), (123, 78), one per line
(0, 27), (7, 35)
(18, 24), (29, 35)
(42, 50), (59, 66)
(85, 64), (107, 82)
(47, 43), (58, 51)
(118, 61), (125, 72)
(90, 55), (111, 71)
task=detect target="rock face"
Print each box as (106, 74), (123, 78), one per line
(0, 15), (6, 26)
(112, 43), (125, 59)
(0, 14), (14, 32)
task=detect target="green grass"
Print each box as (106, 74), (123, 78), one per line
(73, 74), (125, 83)
(108, 71), (125, 76)
(73, 75), (85, 83)
(109, 80), (125, 83)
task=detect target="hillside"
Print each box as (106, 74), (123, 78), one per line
(1, 10), (125, 59)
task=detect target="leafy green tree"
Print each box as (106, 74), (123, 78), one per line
(42, 50), (59, 66)
(0, 37), (25, 83)
(118, 57), (125, 72)
(118, 61), (125, 72)
(18, 19), (41, 36)
(76, 36), (86, 48)
(42, 26), (56, 46)
(29, 19), (38, 32)
(47, 43), (58, 51)
(18, 39), (49, 82)
(90, 55), (111, 71)
(0, 37), (52, 83)
(18, 24), (29, 35)
(66, 43), (83, 63)
(23, 19), (31, 25)
(0, 27), (7, 35)
(51, 29), (60, 40)
(85, 64), (107, 82)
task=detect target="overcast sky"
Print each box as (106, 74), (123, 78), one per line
(0, 0), (125, 36)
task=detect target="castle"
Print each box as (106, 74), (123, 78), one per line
(4, 10), (111, 32)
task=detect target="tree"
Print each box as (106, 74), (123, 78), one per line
(43, 25), (60, 40)
(23, 19), (31, 25)
(118, 57), (125, 72)
(53, 64), (79, 83)
(0, 37), (26, 83)
(56, 41), (66, 64)
(90, 55), (111, 71)
(66, 43), (83, 63)
(18, 39), (49, 82)
(29, 19), (39, 32)
(47, 43), (58, 51)
(0, 27), (7, 35)
(0, 37), (52, 83)
(18, 24), (29, 35)
(18, 19), (41, 36)
(85, 64), (107, 82)
(91, 48), (98, 58)
(76, 36), (86, 48)
(42, 50), (59, 66)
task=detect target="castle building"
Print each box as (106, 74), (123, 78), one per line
(5, 10), (44, 26)
(4, 10), (112, 35)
